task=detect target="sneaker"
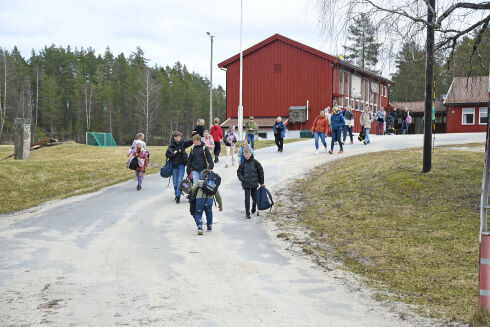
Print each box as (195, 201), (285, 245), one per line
(363, 141), (367, 145)
(225, 164), (229, 168)
(207, 225), (212, 231)
(175, 196), (180, 203)
(328, 150), (333, 154)
(315, 150), (319, 155)
(246, 213), (251, 219)
(213, 217), (219, 224)
(257, 211), (260, 217)
(349, 141), (353, 144)
(136, 185), (141, 191)
(197, 229), (203, 235)
(339, 150), (343, 154)
(251, 207), (256, 214)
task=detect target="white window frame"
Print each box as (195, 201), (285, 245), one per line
(479, 107), (488, 125)
(462, 107), (475, 125)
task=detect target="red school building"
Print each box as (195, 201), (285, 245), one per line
(444, 76), (489, 133)
(217, 34), (393, 138)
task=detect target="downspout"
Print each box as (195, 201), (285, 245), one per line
(220, 66), (227, 123)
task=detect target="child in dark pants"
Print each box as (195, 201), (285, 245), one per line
(191, 169), (223, 235)
(237, 147), (264, 219)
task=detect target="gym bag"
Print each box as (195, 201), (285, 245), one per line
(202, 172), (221, 195)
(160, 159), (172, 178)
(179, 176), (193, 195)
(257, 186), (274, 211)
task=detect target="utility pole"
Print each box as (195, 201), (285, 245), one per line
(238, 0), (244, 141)
(423, 0), (435, 173)
(206, 32), (214, 129)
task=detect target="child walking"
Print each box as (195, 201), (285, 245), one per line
(224, 126), (237, 168)
(132, 140), (148, 191)
(237, 140), (254, 164)
(329, 106), (345, 154)
(127, 133), (147, 156)
(191, 169), (223, 235)
(237, 147), (264, 219)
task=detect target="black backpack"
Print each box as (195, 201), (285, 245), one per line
(128, 156), (139, 170)
(257, 186), (274, 211)
(202, 172), (221, 195)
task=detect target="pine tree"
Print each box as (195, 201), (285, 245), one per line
(343, 13), (380, 71)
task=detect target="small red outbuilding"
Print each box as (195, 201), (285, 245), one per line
(444, 76), (489, 133)
(218, 34), (393, 138)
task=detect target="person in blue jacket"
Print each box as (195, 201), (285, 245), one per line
(329, 106), (345, 154)
(273, 116), (286, 152)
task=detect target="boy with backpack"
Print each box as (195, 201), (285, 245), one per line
(237, 147), (264, 219)
(191, 169), (223, 235)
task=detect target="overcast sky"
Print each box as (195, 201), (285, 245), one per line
(0, 0), (354, 88)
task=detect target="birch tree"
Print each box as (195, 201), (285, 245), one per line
(0, 50), (7, 140)
(83, 81), (93, 131)
(136, 68), (160, 144)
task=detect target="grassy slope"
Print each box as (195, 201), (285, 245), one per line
(0, 143), (166, 214)
(0, 139), (304, 214)
(289, 146), (486, 323)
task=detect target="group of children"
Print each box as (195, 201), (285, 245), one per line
(126, 119), (265, 235)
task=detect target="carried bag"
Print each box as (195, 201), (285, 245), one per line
(358, 128), (366, 141)
(128, 156), (139, 170)
(257, 186), (274, 211)
(160, 159), (172, 178)
(406, 114), (412, 124)
(202, 171), (221, 195)
(376, 117), (384, 123)
(179, 176), (193, 195)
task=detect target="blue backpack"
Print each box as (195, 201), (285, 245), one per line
(257, 186), (274, 211)
(160, 159), (172, 178)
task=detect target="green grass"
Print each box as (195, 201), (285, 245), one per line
(279, 147), (488, 324)
(0, 143), (167, 214)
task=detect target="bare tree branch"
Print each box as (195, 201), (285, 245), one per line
(436, 1), (490, 27)
(435, 14), (490, 50)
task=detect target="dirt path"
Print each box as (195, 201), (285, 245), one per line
(0, 133), (484, 326)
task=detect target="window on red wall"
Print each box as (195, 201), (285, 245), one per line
(479, 107), (488, 125)
(462, 108), (475, 125)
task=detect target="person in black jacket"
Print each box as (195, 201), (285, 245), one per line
(192, 119), (205, 137)
(187, 134), (214, 182)
(166, 131), (193, 203)
(237, 147), (264, 219)
(342, 106), (354, 144)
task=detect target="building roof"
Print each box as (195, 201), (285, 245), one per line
(444, 76), (489, 105)
(217, 33), (393, 84)
(221, 117), (286, 129)
(390, 101), (446, 112)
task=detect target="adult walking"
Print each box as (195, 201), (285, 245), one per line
(311, 110), (329, 154)
(273, 116), (286, 152)
(210, 118), (223, 163)
(245, 116), (258, 149)
(187, 134), (214, 182)
(401, 108), (410, 134)
(329, 106), (345, 154)
(224, 126), (237, 168)
(360, 107), (374, 145)
(166, 131), (193, 203)
(192, 119), (205, 137)
(374, 107), (386, 135)
(342, 106), (354, 144)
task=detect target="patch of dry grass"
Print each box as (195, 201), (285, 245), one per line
(288, 148), (486, 323)
(0, 143), (166, 214)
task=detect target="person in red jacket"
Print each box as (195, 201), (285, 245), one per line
(311, 110), (329, 154)
(210, 118), (223, 163)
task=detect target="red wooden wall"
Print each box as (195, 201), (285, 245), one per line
(446, 105), (488, 133)
(224, 39), (333, 131)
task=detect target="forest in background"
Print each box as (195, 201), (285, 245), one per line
(0, 46), (226, 145)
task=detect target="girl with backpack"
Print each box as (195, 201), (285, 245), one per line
(224, 126), (237, 168)
(191, 169), (223, 235)
(237, 147), (264, 219)
(130, 140), (148, 191)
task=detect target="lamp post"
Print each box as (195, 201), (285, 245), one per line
(238, 0), (244, 141)
(206, 32), (214, 129)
